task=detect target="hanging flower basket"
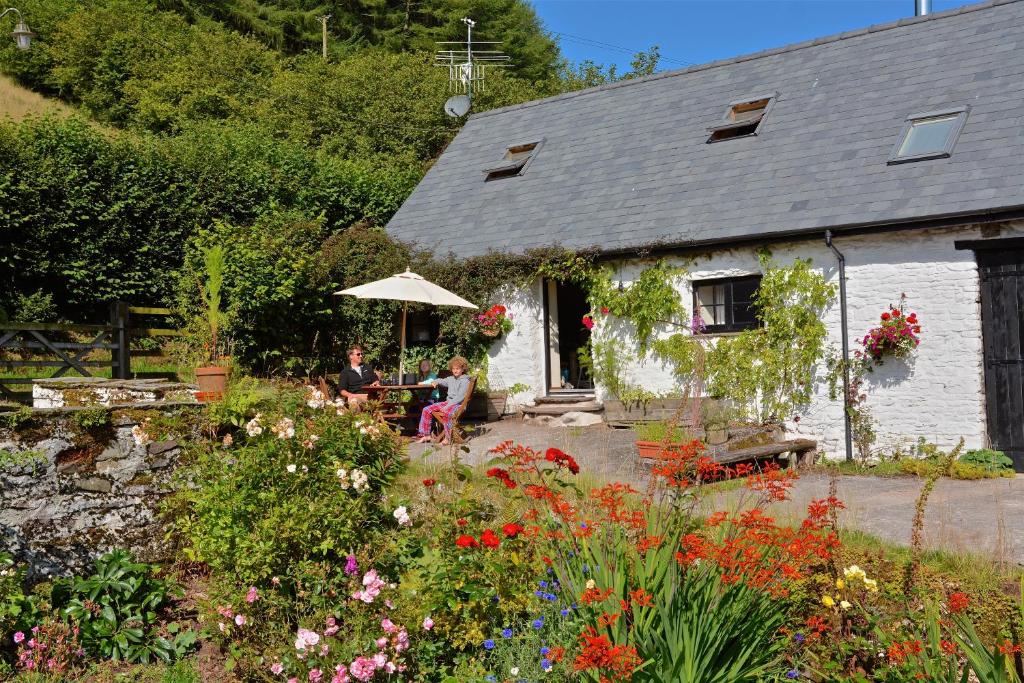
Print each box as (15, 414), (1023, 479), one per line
(861, 298), (921, 362)
(477, 304), (513, 339)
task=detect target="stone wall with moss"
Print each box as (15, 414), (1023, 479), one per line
(0, 404), (204, 579)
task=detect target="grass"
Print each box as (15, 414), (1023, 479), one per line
(0, 74), (72, 121)
(7, 659), (201, 683)
(812, 457), (1016, 480)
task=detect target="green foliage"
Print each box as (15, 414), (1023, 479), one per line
(590, 260), (687, 352)
(72, 407), (111, 431)
(959, 448), (1015, 473)
(200, 244), (224, 357)
(50, 550), (194, 664)
(633, 420), (690, 444)
(0, 407), (34, 430)
(171, 384), (405, 584)
(708, 255), (836, 423)
(0, 552), (38, 646)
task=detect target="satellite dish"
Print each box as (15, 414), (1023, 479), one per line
(444, 94), (471, 118)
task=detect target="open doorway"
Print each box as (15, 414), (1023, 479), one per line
(543, 279), (592, 394)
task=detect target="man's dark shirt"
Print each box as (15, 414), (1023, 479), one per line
(339, 364), (377, 394)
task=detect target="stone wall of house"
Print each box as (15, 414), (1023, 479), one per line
(0, 404), (204, 578)
(486, 220), (1024, 457)
(486, 280), (547, 412)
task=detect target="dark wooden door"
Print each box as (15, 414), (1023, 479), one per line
(979, 249), (1024, 471)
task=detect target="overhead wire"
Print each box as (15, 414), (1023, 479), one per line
(550, 30), (697, 67)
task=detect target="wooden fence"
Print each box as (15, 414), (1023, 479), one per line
(0, 303), (182, 404)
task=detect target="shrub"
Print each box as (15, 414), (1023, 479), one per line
(48, 550), (193, 664)
(172, 383), (405, 584)
(960, 448), (1015, 473)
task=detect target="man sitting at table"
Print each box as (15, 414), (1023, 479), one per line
(415, 356), (471, 445)
(338, 344), (380, 408)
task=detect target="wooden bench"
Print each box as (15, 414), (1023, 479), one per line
(707, 438), (818, 469)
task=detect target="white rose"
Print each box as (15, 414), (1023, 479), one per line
(286, 464), (297, 473)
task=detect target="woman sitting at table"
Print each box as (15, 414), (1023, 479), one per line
(338, 344), (380, 408)
(415, 356), (471, 444)
(417, 358), (440, 403)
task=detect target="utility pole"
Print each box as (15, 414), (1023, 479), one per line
(318, 14), (330, 61)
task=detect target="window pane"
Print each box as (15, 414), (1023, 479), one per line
(696, 285), (726, 325)
(898, 115), (958, 157)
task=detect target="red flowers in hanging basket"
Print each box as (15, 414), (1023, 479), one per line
(477, 304), (513, 338)
(581, 314), (594, 330)
(861, 297), (921, 361)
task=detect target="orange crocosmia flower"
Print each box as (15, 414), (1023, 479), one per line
(597, 611), (621, 627)
(580, 587), (614, 605)
(948, 592), (969, 614)
(635, 535), (663, 553)
(629, 588), (654, 608)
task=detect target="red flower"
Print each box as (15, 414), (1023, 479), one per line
(881, 312), (891, 321)
(949, 592), (969, 614)
(422, 478), (436, 487)
(502, 523), (524, 538)
(486, 467), (517, 489)
(456, 518), (468, 527)
(545, 447), (580, 474)
(480, 529), (501, 549)
(581, 315), (594, 330)
(455, 534), (478, 548)
(600, 306), (610, 315)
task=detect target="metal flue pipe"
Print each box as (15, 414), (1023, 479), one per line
(915, 0), (931, 16)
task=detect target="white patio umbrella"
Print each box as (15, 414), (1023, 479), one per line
(334, 268), (477, 377)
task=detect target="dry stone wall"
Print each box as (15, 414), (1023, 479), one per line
(0, 404), (204, 579)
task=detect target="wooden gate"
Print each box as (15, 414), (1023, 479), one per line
(978, 248), (1024, 471)
(0, 303), (180, 404)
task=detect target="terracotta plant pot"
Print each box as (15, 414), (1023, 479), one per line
(635, 440), (687, 460)
(195, 365), (229, 401)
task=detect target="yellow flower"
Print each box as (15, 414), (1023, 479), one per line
(864, 578), (878, 592)
(585, 579), (596, 590)
(843, 565), (866, 581)
(821, 595), (835, 608)
(836, 578), (845, 589)
(840, 600), (852, 610)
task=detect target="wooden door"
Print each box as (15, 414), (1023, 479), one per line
(978, 249), (1024, 471)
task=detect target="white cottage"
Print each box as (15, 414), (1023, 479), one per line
(386, 0), (1024, 469)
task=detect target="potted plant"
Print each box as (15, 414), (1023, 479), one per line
(194, 245), (229, 402)
(487, 382), (531, 419)
(634, 420), (691, 460)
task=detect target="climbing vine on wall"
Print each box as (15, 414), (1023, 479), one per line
(707, 254), (836, 423)
(588, 260), (688, 352)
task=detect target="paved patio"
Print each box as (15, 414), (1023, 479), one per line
(407, 418), (1024, 565)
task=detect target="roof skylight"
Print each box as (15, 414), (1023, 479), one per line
(889, 106), (969, 164)
(484, 141), (542, 181)
(707, 94), (776, 143)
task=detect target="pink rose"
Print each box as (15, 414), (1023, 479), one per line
(246, 586), (259, 603)
(309, 669), (323, 683)
(235, 614), (246, 626)
(422, 617), (434, 631)
(12, 632), (24, 644)
(375, 636), (388, 649)
(270, 662), (284, 674)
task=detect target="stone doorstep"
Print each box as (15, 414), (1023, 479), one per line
(534, 393), (598, 405)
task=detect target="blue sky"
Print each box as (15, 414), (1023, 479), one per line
(532, 0), (977, 72)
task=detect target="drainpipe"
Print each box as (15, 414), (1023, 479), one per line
(825, 230), (854, 462)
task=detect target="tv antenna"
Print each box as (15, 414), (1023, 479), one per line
(436, 17), (511, 117)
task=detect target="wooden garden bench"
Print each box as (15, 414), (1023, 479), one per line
(708, 438), (818, 469)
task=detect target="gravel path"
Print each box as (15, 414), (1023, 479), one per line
(407, 418), (1024, 565)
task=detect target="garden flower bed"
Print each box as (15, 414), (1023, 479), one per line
(2, 379), (1022, 681)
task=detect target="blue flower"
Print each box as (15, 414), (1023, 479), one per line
(786, 671), (799, 680)
(793, 633), (805, 644)
(580, 522), (588, 529)
(541, 658), (552, 670)
(485, 677), (496, 683)
(532, 617), (544, 629)
(534, 590), (544, 597)
(501, 628), (513, 638)
(582, 564), (589, 573)
(560, 608), (570, 617)
(483, 639), (495, 650)
(539, 580), (548, 588)
(540, 646), (550, 655)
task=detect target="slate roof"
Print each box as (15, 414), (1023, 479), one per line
(386, 0), (1024, 257)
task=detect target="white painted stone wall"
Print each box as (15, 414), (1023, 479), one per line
(485, 280), (547, 412)
(486, 221), (1024, 457)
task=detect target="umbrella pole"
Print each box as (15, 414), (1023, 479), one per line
(399, 301), (407, 379)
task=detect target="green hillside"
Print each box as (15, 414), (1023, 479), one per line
(0, 72), (70, 120)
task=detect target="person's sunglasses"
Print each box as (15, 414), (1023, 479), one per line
(352, 352), (362, 356)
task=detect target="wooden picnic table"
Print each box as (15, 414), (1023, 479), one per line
(361, 384), (435, 420)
